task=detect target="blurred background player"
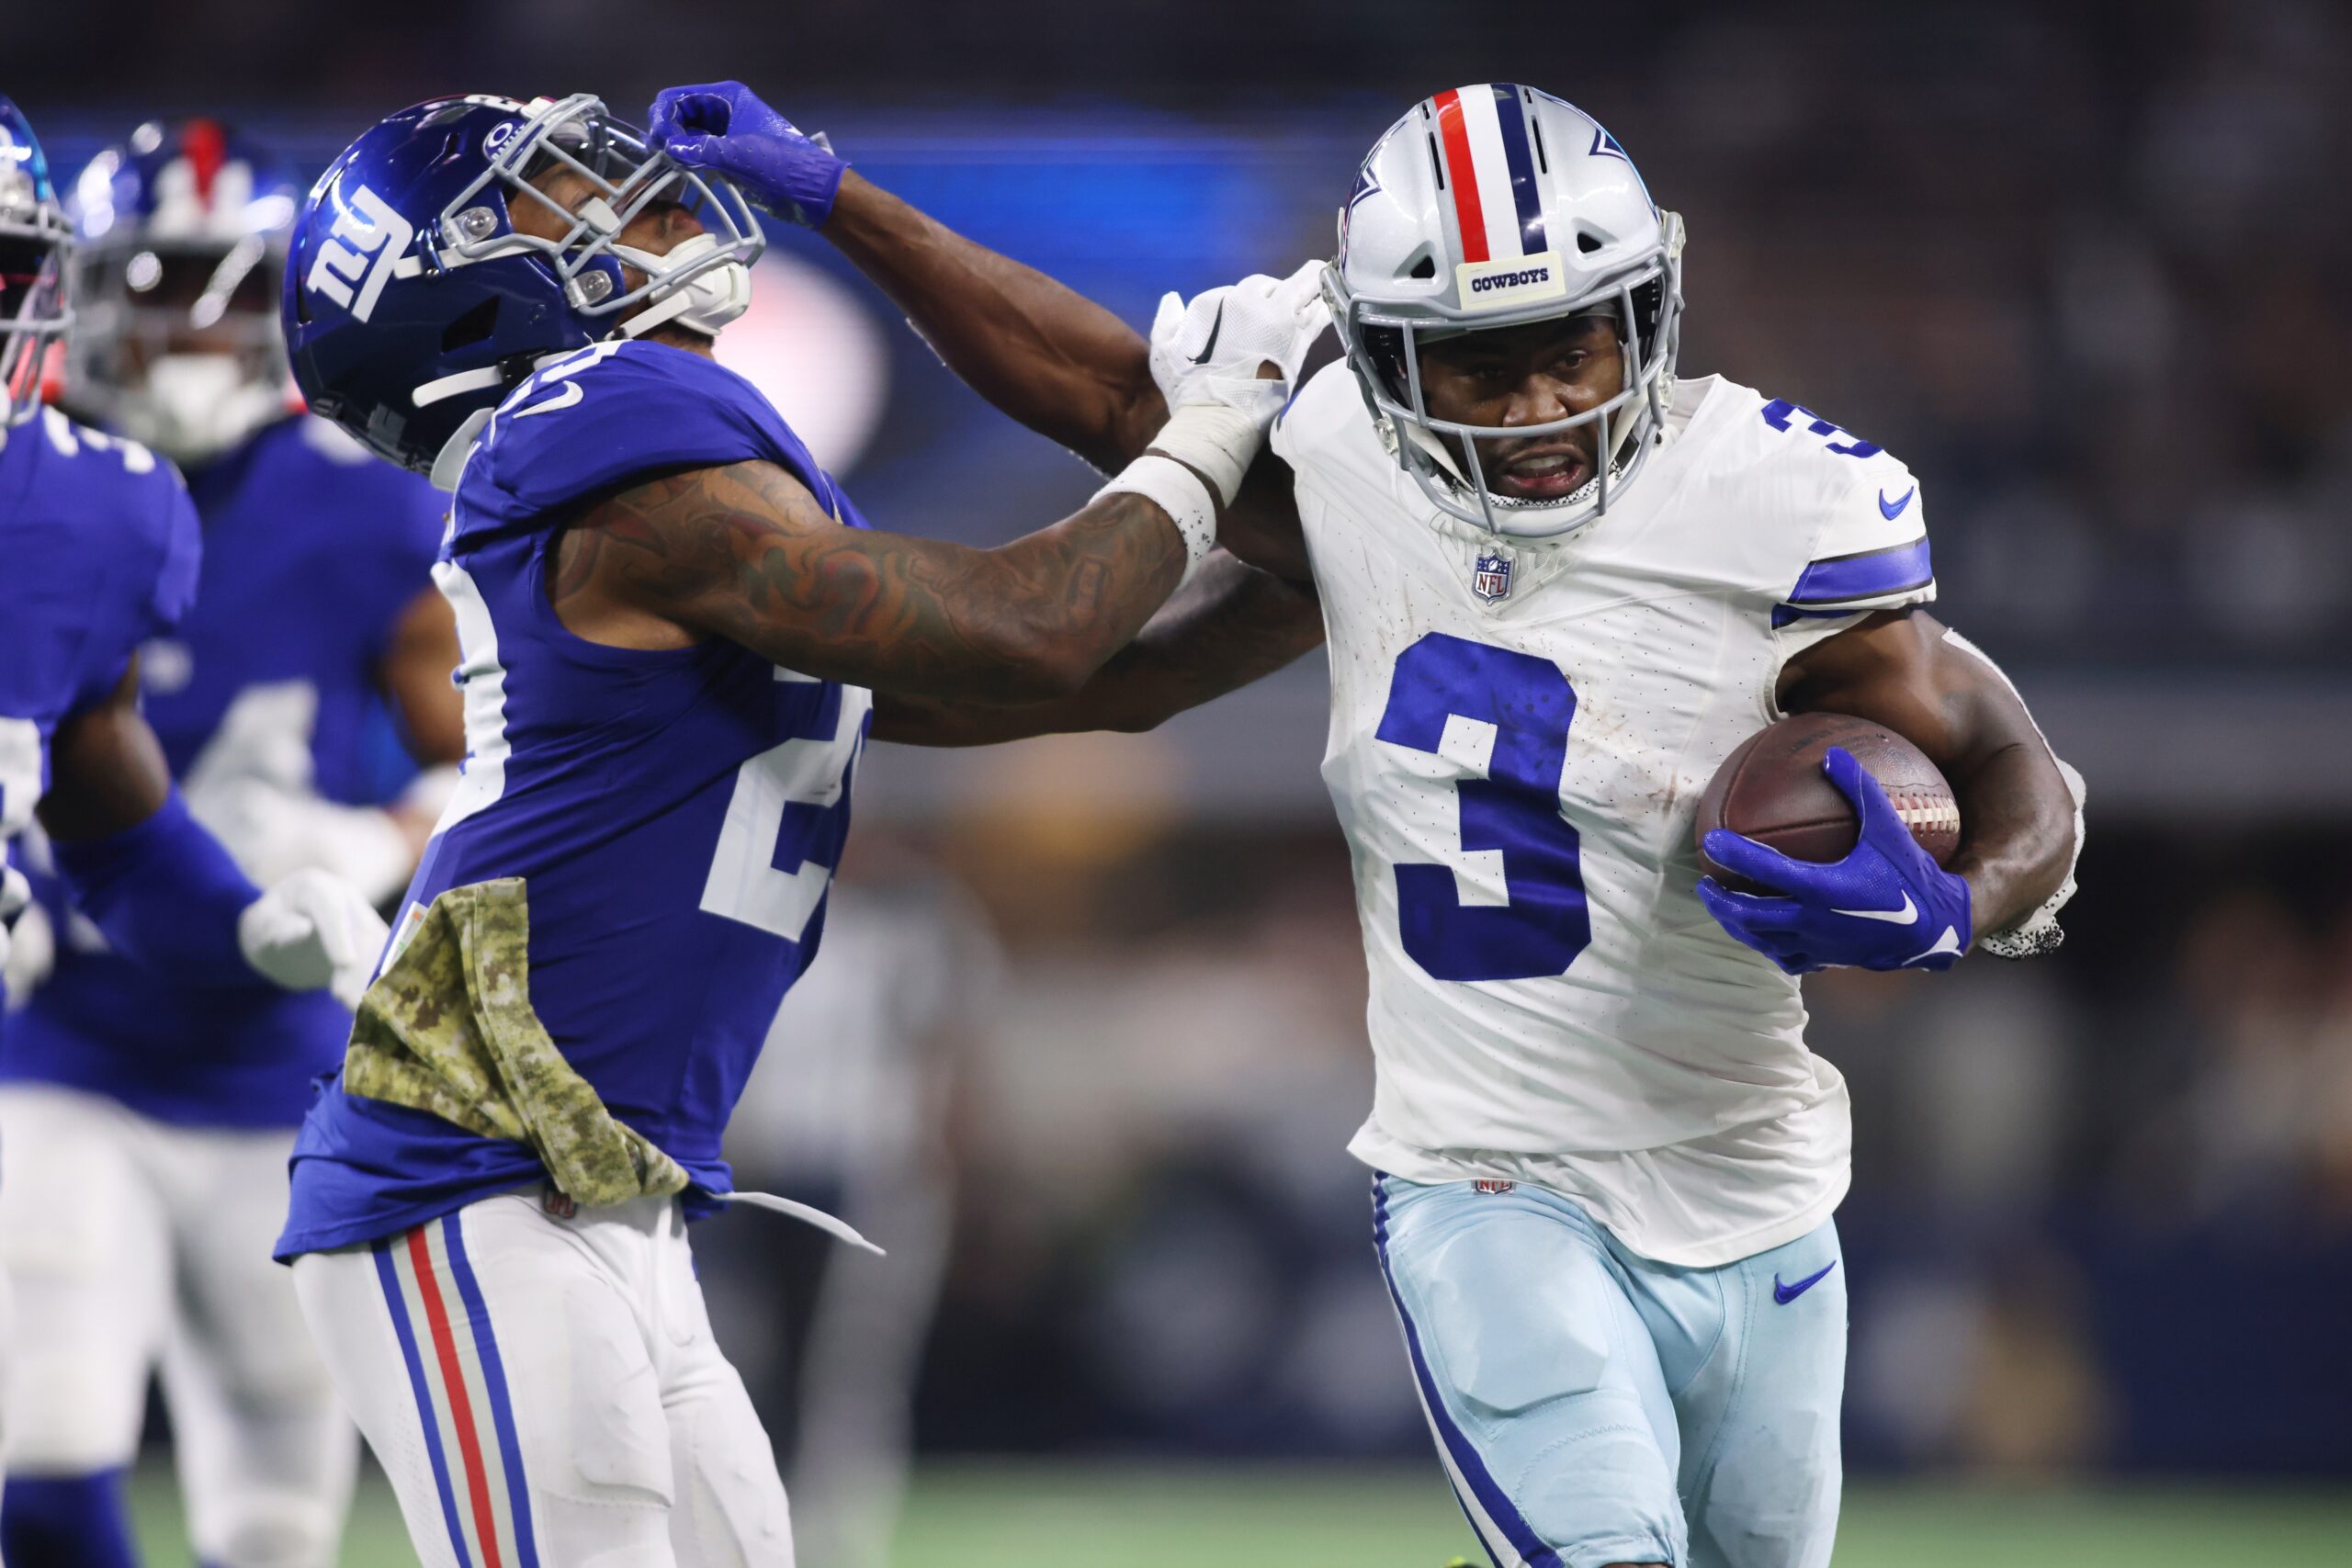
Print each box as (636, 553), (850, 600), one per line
(271, 89), (1306, 1564)
(0, 118), (462, 1568)
(0, 95), (390, 1553)
(707, 836), (1000, 1568)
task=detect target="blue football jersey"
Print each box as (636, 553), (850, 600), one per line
(5, 414), (447, 1127)
(0, 409), (201, 1033)
(277, 341), (873, 1259)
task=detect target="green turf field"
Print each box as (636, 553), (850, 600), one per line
(130, 1460), (2352, 1565)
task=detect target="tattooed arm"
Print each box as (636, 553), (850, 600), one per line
(869, 548), (1324, 745)
(821, 174), (1326, 585)
(822, 172), (1164, 474)
(548, 458), (1189, 701)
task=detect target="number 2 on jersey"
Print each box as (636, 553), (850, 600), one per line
(1375, 633), (1590, 982)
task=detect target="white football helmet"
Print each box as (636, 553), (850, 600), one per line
(1326, 85), (1685, 538)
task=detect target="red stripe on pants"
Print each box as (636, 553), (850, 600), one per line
(407, 1224), (507, 1568)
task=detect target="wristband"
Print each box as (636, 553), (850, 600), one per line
(1094, 454), (1216, 590)
(1142, 403), (1266, 506)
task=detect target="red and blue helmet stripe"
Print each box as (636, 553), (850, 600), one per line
(1430, 84), (1550, 264)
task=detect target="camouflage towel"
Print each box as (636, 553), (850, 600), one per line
(343, 877), (689, 1208)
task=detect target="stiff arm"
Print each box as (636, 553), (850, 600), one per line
(870, 548), (1324, 745)
(549, 454), (1192, 703)
(817, 171), (1326, 739)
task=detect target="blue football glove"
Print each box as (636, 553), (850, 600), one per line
(1695, 746), (1973, 975)
(648, 81), (846, 227)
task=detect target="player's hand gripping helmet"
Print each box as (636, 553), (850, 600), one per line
(1327, 85), (1685, 539)
(66, 120), (304, 464)
(0, 96), (73, 428)
(282, 94), (765, 483)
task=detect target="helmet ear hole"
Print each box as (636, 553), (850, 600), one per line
(1406, 252), (1437, 280)
(439, 297), (500, 352)
(1576, 230), (1605, 254)
(1363, 324), (1411, 404)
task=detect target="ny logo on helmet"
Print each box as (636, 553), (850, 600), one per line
(305, 185), (414, 323)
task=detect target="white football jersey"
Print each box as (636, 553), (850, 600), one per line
(1272, 366), (1937, 1267)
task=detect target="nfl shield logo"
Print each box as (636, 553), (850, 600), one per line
(1471, 552), (1513, 602)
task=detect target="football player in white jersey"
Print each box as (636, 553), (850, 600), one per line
(663, 81), (2083, 1568)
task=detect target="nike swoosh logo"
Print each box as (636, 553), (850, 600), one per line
(1878, 486), (1916, 520)
(512, 381), (582, 418)
(1773, 1261), (1838, 1304)
(1189, 302), (1225, 365)
(1904, 925), (1963, 966)
(1832, 892), (1917, 925)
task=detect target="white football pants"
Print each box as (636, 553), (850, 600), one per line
(0, 1083), (357, 1566)
(292, 1189), (795, 1568)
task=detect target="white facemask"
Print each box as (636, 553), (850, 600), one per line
(610, 232), (753, 340)
(117, 353), (287, 464)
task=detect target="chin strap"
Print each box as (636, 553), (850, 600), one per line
(611, 233), (753, 339)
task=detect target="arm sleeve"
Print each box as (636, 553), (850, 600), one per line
(51, 789), (270, 988)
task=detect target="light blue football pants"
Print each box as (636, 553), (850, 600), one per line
(1372, 1174), (1846, 1568)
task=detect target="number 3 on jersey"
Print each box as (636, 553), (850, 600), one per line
(1375, 633), (1590, 982)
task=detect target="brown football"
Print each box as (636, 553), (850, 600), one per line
(1694, 712), (1961, 895)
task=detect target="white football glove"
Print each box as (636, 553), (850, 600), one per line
(189, 775), (419, 907)
(1143, 260), (1330, 502)
(237, 868), (391, 1012)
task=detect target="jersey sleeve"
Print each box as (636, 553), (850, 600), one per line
(146, 470), (203, 637)
(1269, 361), (1356, 476)
(458, 344), (783, 539)
(1771, 456), (1934, 653)
(75, 445), (202, 712)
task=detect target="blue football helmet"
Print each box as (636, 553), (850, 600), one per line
(0, 96), (73, 427)
(284, 93), (765, 481)
(67, 118), (304, 463)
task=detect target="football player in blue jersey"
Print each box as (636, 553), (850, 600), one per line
(0, 118), (465, 1568)
(270, 92), (1317, 1565)
(1, 96), (396, 1562)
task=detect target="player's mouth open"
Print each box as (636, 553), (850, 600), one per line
(1490, 441), (1591, 501)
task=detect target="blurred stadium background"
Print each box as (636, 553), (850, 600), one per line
(16, 0), (2352, 1560)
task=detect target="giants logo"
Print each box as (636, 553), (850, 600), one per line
(304, 185), (414, 322)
